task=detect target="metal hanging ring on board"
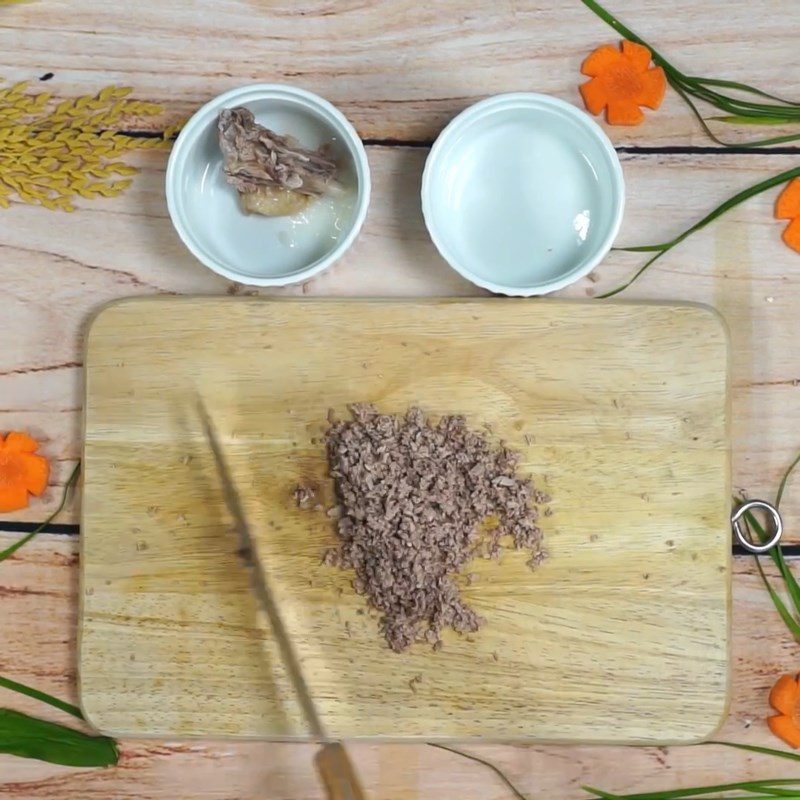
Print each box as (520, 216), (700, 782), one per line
(731, 500), (783, 554)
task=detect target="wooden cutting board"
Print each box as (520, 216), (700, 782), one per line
(80, 298), (730, 743)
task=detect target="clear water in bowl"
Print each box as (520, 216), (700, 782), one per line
(428, 101), (619, 291)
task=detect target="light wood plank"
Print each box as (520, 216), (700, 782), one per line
(1, 148), (798, 531)
(0, 533), (793, 798)
(2, 3), (797, 795)
(1, 1), (798, 146)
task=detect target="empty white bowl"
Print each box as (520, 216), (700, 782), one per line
(421, 93), (624, 296)
(166, 84), (371, 286)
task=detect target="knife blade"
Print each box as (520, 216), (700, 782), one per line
(197, 400), (326, 739)
(198, 401), (368, 800)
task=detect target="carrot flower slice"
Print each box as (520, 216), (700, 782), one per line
(769, 715), (800, 749)
(580, 40), (667, 126)
(770, 674), (800, 716)
(4, 431), (39, 453)
(776, 179), (800, 254)
(0, 431), (50, 513)
(768, 673), (800, 748)
(776, 178), (800, 220)
(783, 217), (800, 254)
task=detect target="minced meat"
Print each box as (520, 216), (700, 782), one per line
(322, 404), (548, 652)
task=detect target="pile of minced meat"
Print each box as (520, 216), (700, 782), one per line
(316, 404), (549, 653)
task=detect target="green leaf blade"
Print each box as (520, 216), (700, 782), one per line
(755, 557), (800, 642)
(689, 78), (800, 106)
(710, 115), (800, 126)
(776, 452), (800, 510)
(0, 709), (118, 768)
(582, 780), (800, 800)
(0, 675), (83, 719)
(598, 165), (800, 297)
(708, 740), (800, 762)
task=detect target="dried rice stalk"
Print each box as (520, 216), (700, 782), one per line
(0, 82), (181, 211)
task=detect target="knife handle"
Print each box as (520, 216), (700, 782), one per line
(315, 742), (368, 800)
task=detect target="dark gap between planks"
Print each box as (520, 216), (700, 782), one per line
(117, 129), (800, 155)
(0, 521), (798, 557)
(0, 522), (80, 536)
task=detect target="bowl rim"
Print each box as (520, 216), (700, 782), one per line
(165, 83), (371, 287)
(420, 92), (625, 297)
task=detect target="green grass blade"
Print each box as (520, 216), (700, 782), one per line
(670, 82), (732, 146)
(708, 740), (800, 762)
(755, 557), (800, 642)
(578, 0), (661, 57)
(0, 462), (80, 562)
(743, 509), (800, 611)
(689, 78), (800, 106)
(776, 451), (800, 510)
(769, 549), (800, 612)
(671, 81), (800, 147)
(597, 165), (800, 297)
(731, 131), (800, 147)
(584, 788), (621, 800)
(684, 83), (800, 118)
(434, 734), (800, 800)
(0, 709), (118, 767)
(738, 447), (800, 625)
(710, 115), (800, 126)
(579, 0), (800, 145)
(428, 743), (529, 800)
(712, 796), (800, 799)
(0, 676), (83, 720)
(582, 780), (800, 800)
(597, 250), (665, 299)
(705, 128), (800, 147)
(612, 244), (667, 253)
(662, 63), (800, 118)
(650, 136), (800, 234)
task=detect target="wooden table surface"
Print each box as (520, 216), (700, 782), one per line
(1, 1), (799, 797)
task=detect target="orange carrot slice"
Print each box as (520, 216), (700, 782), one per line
(776, 178), (800, 220)
(769, 715), (800, 749)
(607, 98), (645, 126)
(782, 216), (800, 254)
(581, 44), (621, 77)
(579, 78), (608, 116)
(579, 40), (666, 126)
(637, 68), (667, 109)
(621, 40), (653, 72)
(0, 431), (50, 513)
(22, 453), (49, 497)
(769, 674), (799, 716)
(0, 484), (28, 514)
(4, 431), (39, 453)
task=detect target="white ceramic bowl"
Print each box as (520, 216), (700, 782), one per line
(421, 93), (624, 296)
(166, 85), (370, 286)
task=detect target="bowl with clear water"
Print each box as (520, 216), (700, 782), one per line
(421, 93), (624, 296)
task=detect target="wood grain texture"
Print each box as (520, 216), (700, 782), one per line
(0, 1), (797, 794)
(0, 534), (789, 799)
(79, 298), (730, 742)
(1, 149), (798, 533)
(1, 0), (799, 146)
